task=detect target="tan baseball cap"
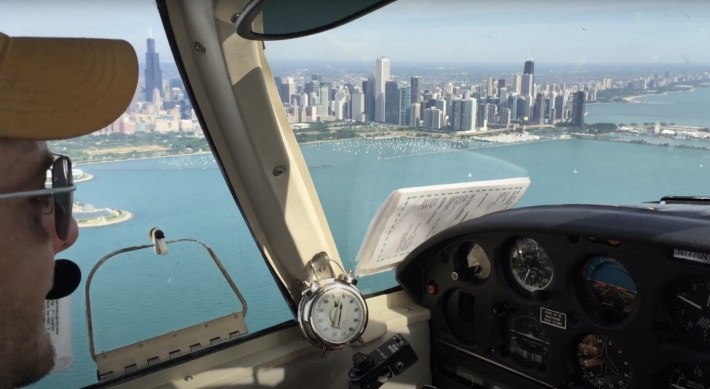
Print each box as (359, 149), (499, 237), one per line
(0, 33), (138, 140)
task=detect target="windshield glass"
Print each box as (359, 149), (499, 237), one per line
(3, 2), (291, 388)
(263, 0), (710, 293)
(6, 1), (710, 388)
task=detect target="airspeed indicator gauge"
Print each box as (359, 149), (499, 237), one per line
(509, 238), (555, 295)
(298, 273), (368, 350)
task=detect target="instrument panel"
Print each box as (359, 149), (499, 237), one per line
(396, 204), (710, 389)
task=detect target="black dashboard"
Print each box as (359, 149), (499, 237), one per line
(396, 204), (710, 389)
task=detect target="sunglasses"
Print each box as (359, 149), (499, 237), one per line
(0, 154), (75, 240)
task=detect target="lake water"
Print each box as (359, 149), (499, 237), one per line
(31, 103), (710, 388)
(586, 86), (710, 127)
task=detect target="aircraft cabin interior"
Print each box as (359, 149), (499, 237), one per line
(10, 0), (710, 388)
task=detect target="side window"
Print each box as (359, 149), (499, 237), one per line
(12, 4), (292, 389)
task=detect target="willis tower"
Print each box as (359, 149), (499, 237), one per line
(145, 37), (163, 102)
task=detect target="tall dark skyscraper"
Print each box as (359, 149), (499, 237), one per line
(145, 37), (163, 102)
(363, 76), (376, 121)
(523, 59), (534, 75)
(533, 93), (546, 125)
(399, 87), (411, 126)
(384, 80), (399, 124)
(410, 77), (420, 103)
(572, 91), (586, 126)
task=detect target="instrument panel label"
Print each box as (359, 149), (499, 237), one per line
(540, 307), (567, 329)
(673, 249), (710, 265)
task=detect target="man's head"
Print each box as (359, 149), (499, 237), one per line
(0, 33), (138, 387)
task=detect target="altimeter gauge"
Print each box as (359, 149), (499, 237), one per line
(298, 273), (368, 350)
(669, 277), (710, 348)
(509, 237), (555, 295)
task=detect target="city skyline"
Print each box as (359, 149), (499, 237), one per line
(2, 0), (710, 64)
(273, 54), (710, 133)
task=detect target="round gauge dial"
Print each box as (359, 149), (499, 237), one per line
(298, 276), (368, 350)
(666, 363), (710, 389)
(509, 238), (554, 294)
(505, 314), (551, 367)
(576, 334), (632, 389)
(311, 285), (367, 345)
(582, 256), (638, 322)
(669, 277), (710, 348)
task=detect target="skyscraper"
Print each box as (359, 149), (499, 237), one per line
(524, 59), (534, 76)
(512, 73), (523, 94)
(398, 87), (411, 126)
(385, 80), (399, 124)
(554, 94), (565, 120)
(533, 93), (546, 125)
(145, 37), (163, 102)
(351, 89), (365, 122)
(572, 91), (586, 126)
(522, 59), (534, 100)
(319, 83), (330, 117)
(410, 77), (420, 103)
(375, 57), (390, 122)
(363, 76), (376, 122)
(283, 77), (296, 104)
(410, 103), (421, 127)
(521, 74), (534, 98)
(486, 75), (495, 97)
(423, 108), (442, 129)
(452, 98), (476, 131)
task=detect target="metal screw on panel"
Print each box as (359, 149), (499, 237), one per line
(273, 165), (286, 176)
(231, 13), (241, 23)
(395, 360), (405, 372)
(194, 42), (206, 54)
(184, 375), (194, 381)
(450, 271), (459, 281)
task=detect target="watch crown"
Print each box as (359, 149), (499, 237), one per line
(302, 280), (320, 296)
(336, 272), (357, 285)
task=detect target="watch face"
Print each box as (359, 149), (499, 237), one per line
(309, 284), (367, 346)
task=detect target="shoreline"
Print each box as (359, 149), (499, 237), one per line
(622, 92), (668, 103)
(75, 151), (214, 167)
(77, 210), (133, 228)
(70, 92), (710, 168)
(75, 173), (94, 183)
(621, 85), (701, 104)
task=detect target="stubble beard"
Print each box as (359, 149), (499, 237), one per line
(0, 303), (55, 388)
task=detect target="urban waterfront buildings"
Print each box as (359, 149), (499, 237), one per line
(266, 57), (710, 133)
(95, 36), (202, 136)
(274, 57), (609, 132)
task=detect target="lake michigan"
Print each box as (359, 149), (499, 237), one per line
(33, 88), (710, 388)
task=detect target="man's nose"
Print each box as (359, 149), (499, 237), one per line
(53, 217), (79, 253)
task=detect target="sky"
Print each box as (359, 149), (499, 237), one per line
(2, 0), (710, 64)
